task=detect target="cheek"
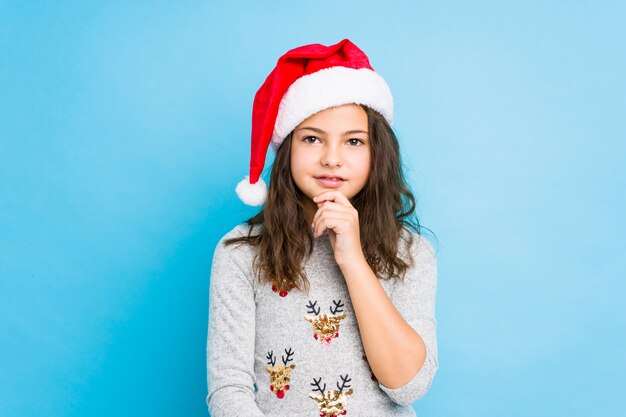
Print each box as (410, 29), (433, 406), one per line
(291, 151), (314, 172)
(290, 156), (310, 186)
(353, 151), (371, 175)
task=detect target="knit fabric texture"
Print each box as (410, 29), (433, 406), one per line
(206, 224), (438, 417)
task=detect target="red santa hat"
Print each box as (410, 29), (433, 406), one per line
(236, 38), (394, 206)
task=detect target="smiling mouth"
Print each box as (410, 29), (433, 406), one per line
(316, 177), (345, 187)
(316, 176), (345, 181)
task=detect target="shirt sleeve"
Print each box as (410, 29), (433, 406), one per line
(377, 232), (439, 406)
(206, 237), (267, 417)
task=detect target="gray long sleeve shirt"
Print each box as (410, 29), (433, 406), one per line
(206, 224), (438, 417)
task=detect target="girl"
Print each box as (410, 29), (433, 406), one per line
(206, 39), (438, 417)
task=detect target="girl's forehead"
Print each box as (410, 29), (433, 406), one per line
(295, 104), (368, 133)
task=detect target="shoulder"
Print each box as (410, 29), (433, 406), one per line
(218, 223), (262, 243)
(388, 227), (438, 299)
(212, 223), (262, 265)
(399, 226), (437, 266)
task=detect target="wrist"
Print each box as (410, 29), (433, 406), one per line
(337, 251), (369, 273)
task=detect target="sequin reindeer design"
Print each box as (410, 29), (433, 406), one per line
(265, 348), (296, 399)
(304, 300), (347, 345)
(309, 374), (354, 416)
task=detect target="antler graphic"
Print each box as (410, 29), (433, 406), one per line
(311, 377), (326, 395)
(266, 350), (276, 367)
(330, 299), (344, 315)
(282, 347), (294, 365)
(306, 300), (321, 315)
(336, 374), (352, 393)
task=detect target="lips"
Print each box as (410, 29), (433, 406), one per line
(316, 176), (345, 188)
(316, 175), (344, 181)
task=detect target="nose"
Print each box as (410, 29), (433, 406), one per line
(321, 143), (342, 167)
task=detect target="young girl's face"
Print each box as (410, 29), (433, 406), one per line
(290, 103), (371, 210)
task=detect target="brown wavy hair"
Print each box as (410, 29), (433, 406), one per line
(224, 105), (434, 294)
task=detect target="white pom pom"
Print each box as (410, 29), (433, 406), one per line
(235, 176), (268, 206)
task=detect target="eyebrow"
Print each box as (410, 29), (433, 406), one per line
(295, 126), (369, 135)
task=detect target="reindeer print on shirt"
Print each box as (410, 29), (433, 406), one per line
(304, 299), (347, 345)
(265, 348), (296, 399)
(309, 374), (354, 416)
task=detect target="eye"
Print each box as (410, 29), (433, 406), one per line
(348, 138), (365, 146)
(303, 136), (319, 144)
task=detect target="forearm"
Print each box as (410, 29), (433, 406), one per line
(339, 254), (427, 388)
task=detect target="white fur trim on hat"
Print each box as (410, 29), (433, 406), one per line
(270, 66), (393, 149)
(235, 176), (268, 206)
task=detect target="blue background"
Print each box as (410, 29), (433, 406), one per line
(1, 1), (624, 416)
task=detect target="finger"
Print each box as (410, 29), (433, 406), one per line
(315, 201), (355, 214)
(311, 201), (354, 231)
(314, 190), (350, 205)
(313, 212), (354, 237)
(315, 213), (353, 237)
(312, 190), (351, 207)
